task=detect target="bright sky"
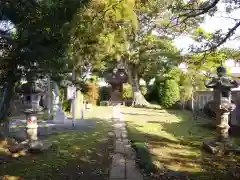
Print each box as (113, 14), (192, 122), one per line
(174, 3), (240, 53)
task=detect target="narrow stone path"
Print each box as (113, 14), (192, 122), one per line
(109, 106), (143, 180)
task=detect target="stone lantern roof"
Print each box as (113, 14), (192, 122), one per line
(105, 68), (128, 85)
(16, 82), (44, 94)
(16, 77), (45, 95)
(16, 74), (45, 94)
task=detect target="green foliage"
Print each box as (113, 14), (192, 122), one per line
(68, 0), (138, 72)
(165, 67), (182, 83)
(192, 28), (213, 42)
(132, 142), (156, 174)
(123, 84), (133, 100)
(63, 100), (71, 112)
(161, 79), (180, 109)
(146, 78), (164, 103)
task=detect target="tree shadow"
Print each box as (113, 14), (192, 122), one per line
(127, 110), (240, 180)
(0, 118), (114, 180)
(122, 112), (163, 116)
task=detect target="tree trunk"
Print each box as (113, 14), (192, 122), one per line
(128, 65), (150, 107)
(0, 72), (16, 139)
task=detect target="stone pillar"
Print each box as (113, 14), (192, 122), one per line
(216, 111), (230, 142)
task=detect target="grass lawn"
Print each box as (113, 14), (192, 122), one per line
(123, 107), (240, 180)
(0, 107), (114, 180)
(66, 106), (113, 120)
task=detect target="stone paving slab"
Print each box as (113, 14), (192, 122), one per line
(109, 153), (126, 179)
(114, 128), (122, 139)
(115, 140), (126, 154)
(109, 107), (143, 180)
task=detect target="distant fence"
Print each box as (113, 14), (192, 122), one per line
(189, 90), (240, 126)
(191, 90), (240, 110)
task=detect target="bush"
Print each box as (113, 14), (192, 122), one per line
(131, 141), (157, 174)
(63, 99), (71, 112)
(161, 79), (180, 108)
(123, 84), (133, 100)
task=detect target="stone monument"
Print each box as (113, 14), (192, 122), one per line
(203, 66), (240, 154)
(16, 75), (52, 152)
(105, 67), (128, 105)
(52, 82), (68, 124)
(52, 81), (60, 112)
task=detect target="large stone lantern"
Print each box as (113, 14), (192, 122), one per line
(203, 66), (240, 154)
(105, 67), (128, 105)
(16, 76), (49, 151)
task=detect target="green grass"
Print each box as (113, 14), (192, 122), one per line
(1, 108), (114, 180)
(123, 107), (240, 180)
(66, 106), (112, 120)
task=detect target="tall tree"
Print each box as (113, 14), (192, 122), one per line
(0, 0), (89, 136)
(69, 0), (202, 106)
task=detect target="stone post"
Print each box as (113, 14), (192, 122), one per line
(217, 111), (230, 142)
(26, 115), (38, 141)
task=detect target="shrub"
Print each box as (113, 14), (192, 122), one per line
(63, 99), (71, 112)
(123, 84), (133, 100)
(161, 79), (180, 108)
(131, 141), (157, 174)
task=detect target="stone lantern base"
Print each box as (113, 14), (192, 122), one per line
(28, 140), (52, 153)
(203, 139), (240, 155)
(24, 114), (52, 153)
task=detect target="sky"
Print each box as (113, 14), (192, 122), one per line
(174, 3), (240, 53)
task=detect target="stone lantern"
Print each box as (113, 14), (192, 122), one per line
(16, 75), (50, 151)
(105, 67), (128, 105)
(203, 66), (240, 154)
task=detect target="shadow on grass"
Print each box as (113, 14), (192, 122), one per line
(127, 109), (240, 180)
(122, 112), (164, 116)
(134, 105), (163, 111)
(0, 118), (114, 180)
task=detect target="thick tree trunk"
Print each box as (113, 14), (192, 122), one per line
(0, 73), (16, 139)
(128, 65), (150, 107)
